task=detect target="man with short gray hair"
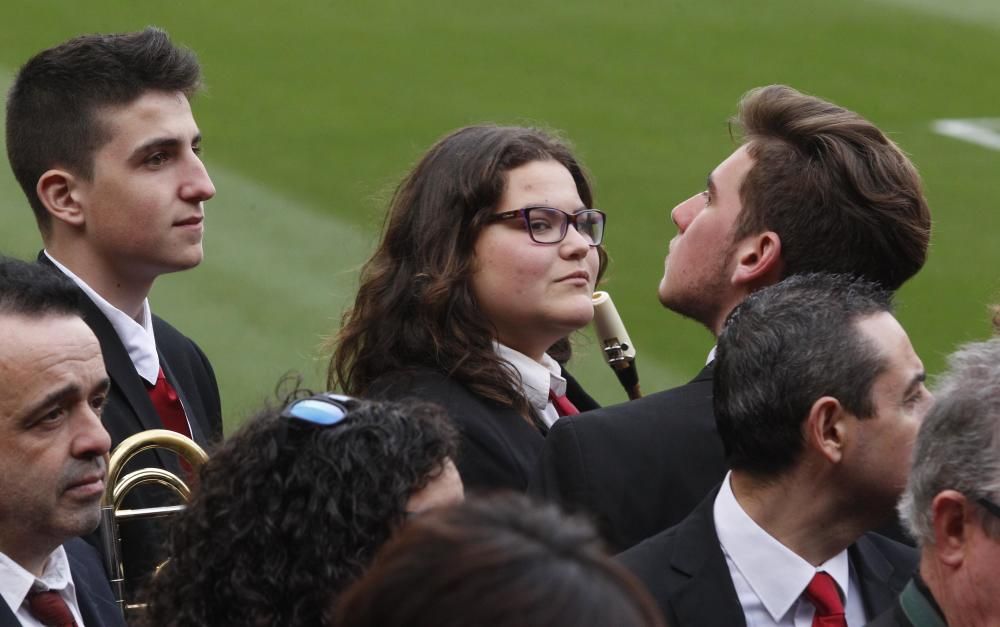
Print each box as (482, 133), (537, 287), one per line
(870, 338), (1000, 626)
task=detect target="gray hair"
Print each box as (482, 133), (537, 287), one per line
(899, 338), (1000, 544)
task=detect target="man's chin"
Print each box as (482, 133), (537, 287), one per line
(657, 278), (676, 309)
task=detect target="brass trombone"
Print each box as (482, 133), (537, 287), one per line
(99, 429), (208, 618)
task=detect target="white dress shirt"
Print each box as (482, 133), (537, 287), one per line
(713, 473), (867, 626)
(45, 251), (160, 385)
(493, 342), (567, 428)
(0, 547), (86, 627)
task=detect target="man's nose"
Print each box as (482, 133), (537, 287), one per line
(670, 194), (702, 233)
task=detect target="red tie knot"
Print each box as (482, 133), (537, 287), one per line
(805, 572), (846, 627)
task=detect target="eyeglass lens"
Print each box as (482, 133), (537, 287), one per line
(525, 207), (604, 245)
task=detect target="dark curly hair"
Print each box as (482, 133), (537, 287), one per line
(334, 493), (665, 627)
(141, 396), (459, 627)
(327, 124), (605, 422)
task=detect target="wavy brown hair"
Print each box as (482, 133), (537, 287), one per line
(327, 125), (605, 420)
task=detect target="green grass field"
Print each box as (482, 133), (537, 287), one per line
(2, 0), (999, 431)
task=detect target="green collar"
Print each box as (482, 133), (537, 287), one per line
(899, 578), (947, 627)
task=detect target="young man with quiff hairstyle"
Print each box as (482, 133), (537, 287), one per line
(6, 27), (223, 594)
(532, 85), (932, 551)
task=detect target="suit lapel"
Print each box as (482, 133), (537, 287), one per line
(666, 492), (747, 627)
(66, 540), (126, 627)
(851, 535), (908, 619)
(38, 253), (174, 469)
(0, 602), (20, 627)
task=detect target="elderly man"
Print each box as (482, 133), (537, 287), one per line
(0, 257), (125, 626)
(870, 338), (1000, 626)
(620, 274), (930, 626)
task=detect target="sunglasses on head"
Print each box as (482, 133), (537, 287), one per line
(280, 393), (358, 428)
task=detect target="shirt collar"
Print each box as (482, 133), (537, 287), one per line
(0, 546), (75, 615)
(493, 342), (566, 416)
(45, 250), (160, 384)
(714, 472), (852, 622)
(706, 345), (717, 364)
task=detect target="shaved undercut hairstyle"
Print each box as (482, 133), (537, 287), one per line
(6, 27), (201, 233)
(732, 85), (931, 291)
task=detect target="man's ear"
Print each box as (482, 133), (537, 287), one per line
(36, 169), (86, 227)
(805, 396), (848, 465)
(731, 231), (783, 289)
(930, 490), (970, 568)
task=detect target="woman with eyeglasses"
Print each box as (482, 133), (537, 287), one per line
(328, 125), (605, 492)
(141, 395), (462, 627)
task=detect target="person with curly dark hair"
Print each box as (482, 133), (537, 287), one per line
(327, 124), (606, 493)
(334, 493), (666, 627)
(141, 394), (462, 627)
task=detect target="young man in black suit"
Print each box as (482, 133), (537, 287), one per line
(530, 84), (932, 550)
(0, 258), (126, 627)
(5, 29), (222, 590)
(620, 273), (929, 626)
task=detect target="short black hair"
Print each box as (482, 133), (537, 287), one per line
(714, 273), (893, 478)
(0, 255), (81, 318)
(6, 27), (201, 232)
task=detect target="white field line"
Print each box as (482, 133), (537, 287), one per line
(932, 118), (1000, 152)
(871, 0), (1000, 28)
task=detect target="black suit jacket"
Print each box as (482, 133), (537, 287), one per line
(0, 539), (126, 627)
(618, 489), (918, 627)
(370, 367), (598, 493)
(38, 254), (223, 591)
(530, 363), (722, 550)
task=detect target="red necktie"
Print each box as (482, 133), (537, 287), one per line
(548, 389), (580, 417)
(147, 367), (192, 438)
(805, 572), (847, 627)
(26, 589), (77, 627)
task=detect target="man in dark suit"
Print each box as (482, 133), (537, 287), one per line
(5, 29), (222, 592)
(870, 339), (1000, 627)
(531, 84), (932, 550)
(0, 258), (126, 627)
(619, 274), (929, 626)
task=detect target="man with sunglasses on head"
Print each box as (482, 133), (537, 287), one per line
(870, 338), (1000, 626)
(6, 29), (222, 592)
(531, 85), (932, 550)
